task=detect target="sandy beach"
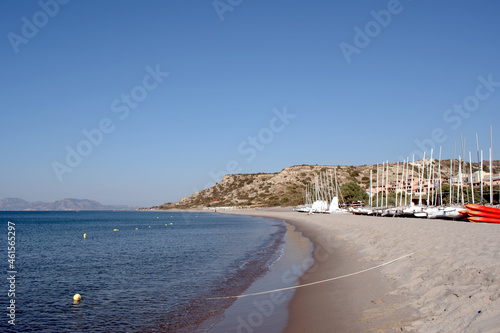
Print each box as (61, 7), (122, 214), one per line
(217, 207), (500, 332)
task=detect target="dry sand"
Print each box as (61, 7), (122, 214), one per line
(219, 207), (500, 332)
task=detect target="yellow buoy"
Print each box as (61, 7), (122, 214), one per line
(113, 229), (119, 231)
(73, 294), (81, 302)
(135, 228), (138, 230)
(83, 233), (86, 239)
(170, 223), (173, 225)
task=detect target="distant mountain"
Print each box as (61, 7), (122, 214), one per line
(0, 198), (138, 211)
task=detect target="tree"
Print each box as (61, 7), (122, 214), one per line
(340, 181), (369, 202)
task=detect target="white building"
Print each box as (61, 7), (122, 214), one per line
(472, 171), (490, 184)
(450, 173), (468, 185)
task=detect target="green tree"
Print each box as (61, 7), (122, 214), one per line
(340, 181), (369, 202)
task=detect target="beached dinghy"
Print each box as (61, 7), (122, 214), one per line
(468, 216), (500, 224)
(413, 206), (431, 218)
(442, 206), (466, 219)
(465, 204), (500, 215)
(424, 207), (441, 219)
(466, 209), (500, 218)
(400, 206), (417, 217)
(465, 204), (500, 223)
(350, 207), (372, 215)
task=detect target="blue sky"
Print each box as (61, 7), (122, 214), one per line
(1, 0), (499, 206)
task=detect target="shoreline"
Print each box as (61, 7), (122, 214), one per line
(208, 221), (314, 332)
(215, 207), (500, 332)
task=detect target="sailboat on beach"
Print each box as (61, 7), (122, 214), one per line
(353, 128), (497, 222)
(296, 170), (348, 214)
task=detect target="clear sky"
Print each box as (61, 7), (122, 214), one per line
(1, 0), (500, 206)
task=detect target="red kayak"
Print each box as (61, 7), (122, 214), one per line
(465, 204), (500, 215)
(466, 209), (500, 219)
(468, 216), (500, 224)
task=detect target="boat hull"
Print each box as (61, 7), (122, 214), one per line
(468, 216), (500, 223)
(466, 209), (500, 219)
(465, 204), (500, 215)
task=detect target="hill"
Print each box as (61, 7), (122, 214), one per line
(0, 198), (138, 211)
(153, 160), (499, 209)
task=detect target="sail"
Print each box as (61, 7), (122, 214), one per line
(328, 196), (339, 212)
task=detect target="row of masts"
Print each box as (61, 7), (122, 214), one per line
(368, 127), (496, 208)
(304, 169), (343, 207)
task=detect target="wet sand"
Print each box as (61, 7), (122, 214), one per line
(208, 223), (313, 333)
(217, 207), (500, 332)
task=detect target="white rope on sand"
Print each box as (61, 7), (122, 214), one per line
(209, 252), (416, 300)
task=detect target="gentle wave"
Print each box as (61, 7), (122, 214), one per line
(0, 211), (286, 332)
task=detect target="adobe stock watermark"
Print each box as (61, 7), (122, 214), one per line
(51, 65), (169, 182)
(339, 0), (410, 64)
(7, 0), (70, 54)
(398, 73), (499, 161)
(233, 232), (338, 333)
(213, 0), (243, 21)
(195, 106), (296, 193)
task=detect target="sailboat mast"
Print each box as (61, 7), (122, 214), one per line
(410, 155), (415, 205)
(376, 164), (379, 208)
(400, 159), (404, 207)
(469, 151), (475, 204)
(385, 160), (389, 207)
(400, 160), (404, 207)
(315, 174), (319, 202)
(480, 150), (484, 204)
(395, 162), (399, 207)
(419, 152), (425, 206)
(457, 156), (461, 205)
(334, 168), (340, 203)
(451, 141), (456, 205)
(380, 162), (385, 207)
(428, 160), (433, 206)
(305, 183), (309, 206)
(490, 126), (493, 204)
(405, 157), (409, 207)
(328, 171), (333, 203)
(324, 172), (330, 203)
(369, 169), (373, 207)
(459, 156), (464, 205)
(329, 170), (334, 202)
(476, 133), (480, 203)
(320, 172), (326, 203)
(476, 133), (481, 176)
(462, 136), (470, 203)
(438, 147), (442, 206)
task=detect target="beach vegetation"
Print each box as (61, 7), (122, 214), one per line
(349, 170), (360, 177)
(340, 181), (369, 202)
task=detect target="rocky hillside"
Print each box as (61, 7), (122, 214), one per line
(154, 160), (499, 209)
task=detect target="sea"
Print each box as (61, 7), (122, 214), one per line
(0, 211), (312, 332)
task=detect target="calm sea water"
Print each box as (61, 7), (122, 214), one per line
(0, 211), (286, 332)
